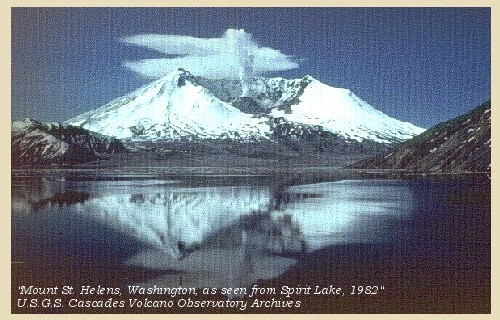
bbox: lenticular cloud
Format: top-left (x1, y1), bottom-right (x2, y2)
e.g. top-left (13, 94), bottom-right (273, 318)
top-left (120, 29), bottom-right (299, 96)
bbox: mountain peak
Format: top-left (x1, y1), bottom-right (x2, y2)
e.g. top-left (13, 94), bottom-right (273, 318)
top-left (12, 118), bottom-right (63, 133)
top-left (302, 74), bottom-right (317, 82)
top-left (66, 68), bottom-right (270, 141)
top-left (168, 68), bottom-right (201, 87)
top-left (66, 70), bottom-right (424, 143)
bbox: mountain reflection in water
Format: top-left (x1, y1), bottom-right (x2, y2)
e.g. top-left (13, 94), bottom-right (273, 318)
top-left (11, 176), bottom-right (490, 312)
top-left (13, 178), bottom-right (415, 291)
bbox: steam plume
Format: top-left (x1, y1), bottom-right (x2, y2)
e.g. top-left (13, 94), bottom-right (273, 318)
top-left (120, 29), bottom-right (299, 96)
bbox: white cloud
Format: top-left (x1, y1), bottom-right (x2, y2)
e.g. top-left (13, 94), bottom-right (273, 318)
top-left (120, 29), bottom-right (300, 84)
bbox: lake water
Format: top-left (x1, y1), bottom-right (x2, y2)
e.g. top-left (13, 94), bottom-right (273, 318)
top-left (11, 174), bottom-right (490, 313)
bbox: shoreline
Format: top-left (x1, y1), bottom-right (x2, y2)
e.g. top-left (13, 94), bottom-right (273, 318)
top-left (11, 166), bottom-right (490, 181)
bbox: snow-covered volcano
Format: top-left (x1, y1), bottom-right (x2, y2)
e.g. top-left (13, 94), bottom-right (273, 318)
top-left (66, 69), bottom-right (424, 143)
top-left (67, 69), bottom-right (270, 141)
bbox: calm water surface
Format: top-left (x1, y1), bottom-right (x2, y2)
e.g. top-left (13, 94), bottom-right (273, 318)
top-left (11, 174), bottom-right (490, 313)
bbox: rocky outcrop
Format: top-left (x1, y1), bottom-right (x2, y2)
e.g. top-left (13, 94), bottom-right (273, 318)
top-left (350, 101), bottom-right (491, 172)
top-left (230, 97), bottom-right (267, 115)
top-left (12, 118), bottom-right (125, 167)
top-left (270, 117), bottom-right (337, 141)
top-left (199, 75), bottom-right (313, 114)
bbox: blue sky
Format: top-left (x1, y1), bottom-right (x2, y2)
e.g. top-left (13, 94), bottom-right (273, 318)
top-left (11, 7), bottom-right (490, 128)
